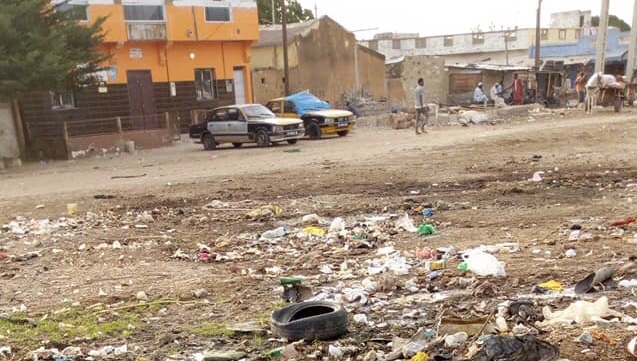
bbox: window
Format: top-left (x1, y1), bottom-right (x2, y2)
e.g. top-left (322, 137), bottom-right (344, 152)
top-left (392, 39), bottom-right (401, 50)
top-left (541, 29), bottom-right (549, 40)
top-left (444, 36), bottom-right (453, 47)
top-left (284, 101), bottom-right (297, 113)
top-left (559, 29), bottom-right (567, 40)
top-left (56, 2), bottom-right (88, 21)
top-left (195, 69), bottom-right (216, 100)
top-left (472, 33), bottom-right (484, 45)
top-left (575, 29), bottom-right (582, 39)
top-left (415, 38), bottom-right (427, 48)
top-left (205, 7), bottom-right (231, 22)
top-left (124, 5), bottom-right (164, 21)
top-left (266, 101), bottom-right (282, 114)
top-left (50, 91), bottom-right (75, 110)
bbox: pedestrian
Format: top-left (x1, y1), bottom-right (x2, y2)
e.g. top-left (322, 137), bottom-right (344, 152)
top-left (512, 74), bottom-right (524, 105)
top-left (575, 71), bottom-right (586, 105)
top-left (473, 82), bottom-right (489, 105)
top-left (414, 78), bottom-right (428, 134)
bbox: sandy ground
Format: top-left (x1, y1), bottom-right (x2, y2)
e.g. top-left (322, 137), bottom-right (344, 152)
top-left (2, 110), bottom-right (637, 360)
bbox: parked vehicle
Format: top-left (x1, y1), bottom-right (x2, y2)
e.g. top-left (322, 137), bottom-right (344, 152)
top-left (266, 91), bottom-right (354, 139)
top-left (189, 104), bottom-right (304, 150)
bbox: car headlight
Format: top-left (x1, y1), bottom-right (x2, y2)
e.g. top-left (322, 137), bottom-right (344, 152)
top-left (273, 126), bottom-right (283, 133)
top-left (325, 118), bottom-right (334, 125)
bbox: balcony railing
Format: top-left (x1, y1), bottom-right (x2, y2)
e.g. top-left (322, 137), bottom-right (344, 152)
top-left (127, 22), bottom-right (167, 41)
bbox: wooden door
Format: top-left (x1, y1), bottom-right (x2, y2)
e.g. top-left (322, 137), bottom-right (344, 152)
top-left (127, 70), bottom-right (157, 129)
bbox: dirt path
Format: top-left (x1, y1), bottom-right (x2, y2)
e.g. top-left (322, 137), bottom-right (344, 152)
top-left (2, 110), bottom-right (637, 360)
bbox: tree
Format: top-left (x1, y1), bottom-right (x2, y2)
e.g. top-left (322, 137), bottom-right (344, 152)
top-left (0, 0), bottom-right (108, 101)
top-left (257, 0), bottom-right (315, 25)
top-left (592, 15), bottom-right (631, 32)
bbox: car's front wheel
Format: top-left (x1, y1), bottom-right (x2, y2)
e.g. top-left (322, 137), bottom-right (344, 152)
top-left (287, 139), bottom-right (298, 145)
top-left (202, 133), bottom-right (216, 150)
top-left (307, 122), bottom-right (322, 140)
top-left (255, 129), bottom-right (270, 147)
top-left (232, 143), bottom-right (243, 148)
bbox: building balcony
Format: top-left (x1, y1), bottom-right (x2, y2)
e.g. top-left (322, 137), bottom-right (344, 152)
top-left (127, 23), bottom-right (167, 41)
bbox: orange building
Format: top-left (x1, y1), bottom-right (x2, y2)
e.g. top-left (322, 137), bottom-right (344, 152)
top-left (18, 0), bottom-right (259, 158)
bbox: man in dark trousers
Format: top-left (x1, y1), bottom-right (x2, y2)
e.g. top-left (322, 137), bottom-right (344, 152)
top-left (414, 78), bottom-right (428, 134)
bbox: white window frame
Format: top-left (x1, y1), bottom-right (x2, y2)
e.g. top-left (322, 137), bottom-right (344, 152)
top-left (122, 2), bottom-right (166, 23)
top-left (204, 6), bottom-right (232, 23)
top-left (50, 91), bottom-right (76, 110)
top-left (558, 29), bottom-right (567, 40)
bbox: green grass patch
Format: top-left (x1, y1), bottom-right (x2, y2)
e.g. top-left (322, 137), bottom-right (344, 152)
top-left (188, 322), bottom-right (236, 337)
top-left (0, 308), bottom-right (141, 350)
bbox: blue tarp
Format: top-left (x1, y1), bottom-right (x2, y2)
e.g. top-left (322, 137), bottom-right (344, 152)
top-left (285, 91), bottom-right (330, 116)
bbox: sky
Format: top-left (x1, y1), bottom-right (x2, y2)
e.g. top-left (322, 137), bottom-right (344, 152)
top-left (296, 0), bottom-right (635, 40)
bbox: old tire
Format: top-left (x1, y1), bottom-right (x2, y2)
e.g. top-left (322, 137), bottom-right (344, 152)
top-left (255, 129), bottom-right (270, 147)
top-left (337, 130), bottom-right (349, 137)
top-left (270, 301), bottom-right (348, 341)
top-left (307, 122), bottom-right (322, 140)
top-left (287, 139), bottom-right (298, 145)
top-left (202, 133), bottom-right (216, 151)
top-left (232, 143), bottom-right (243, 148)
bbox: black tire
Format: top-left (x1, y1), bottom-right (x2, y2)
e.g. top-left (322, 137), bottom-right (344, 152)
top-left (255, 129), bottom-right (270, 147)
top-left (337, 130), bottom-right (349, 137)
top-left (271, 301), bottom-right (348, 341)
top-left (287, 139), bottom-right (298, 145)
top-left (202, 133), bottom-right (216, 150)
top-left (307, 122), bottom-right (322, 140)
top-left (271, 142), bottom-right (281, 146)
top-left (232, 143), bottom-right (243, 148)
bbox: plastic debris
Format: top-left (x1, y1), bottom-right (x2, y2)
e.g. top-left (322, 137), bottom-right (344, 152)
top-left (461, 250), bottom-right (506, 277)
top-left (418, 224), bottom-right (436, 236)
top-left (540, 296), bottom-right (622, 326)
top-left (565, 249), bottom-right (577, 258)
top-left (246, 205), bottom-right (283, 220)
top-left (260, 226), bottom-right (288, 240)
top-left (530, 171), bottom-right (545, 182)
top-left (410, 352), bottom-right (429, 361)
top-left (537, 280), bottom-right (563, 292)
top-left (628, 336), bottom-right (637, 357)
top-left (329, 217), bottom-right (346, 233)
top-left (397, 213), bottom-right (418, 233)
top-left (303, 226), bottom-right (326, 236)
top-left (445, 332), bottom-right (468, 348)
top-left (469, 335), bottom-right (559, 361)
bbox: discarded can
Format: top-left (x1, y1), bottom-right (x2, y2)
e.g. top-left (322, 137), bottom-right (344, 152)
top-left (427, 259), bottom-right (447, 271)
top-left (427, 271), bottom-right (441, 280)
top-left (66, 203), bottom-right (78, 215)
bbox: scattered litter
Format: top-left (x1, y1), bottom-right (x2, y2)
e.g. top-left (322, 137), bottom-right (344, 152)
top-left (530, 171), bottom-right (545, 182)
top-left (303, 226), bottom-right (326, 236)
top-left (246, 205), bottom-right (283, 220)
top-left (565, 249), bottom-right (577, 258)
top-left (111, 173), bottom-right (147, 179)
top-left (537, 280), bottom-right (563, 292)
top-left (397, 213), bottom-right (418, 233)
top-left (460, 250), bottom-right (506, 277)
top-left (418, 224), bottom-right (436, 236)
top-left (541, 296), bottom-right (622, 326)
top-left (469, 335), bottom-right (559, 361)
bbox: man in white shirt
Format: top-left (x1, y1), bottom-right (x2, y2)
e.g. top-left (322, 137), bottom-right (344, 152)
top-left (473, 82), bottom-right (489, 105)
top-left (414, 78), bottom-right (428, 134)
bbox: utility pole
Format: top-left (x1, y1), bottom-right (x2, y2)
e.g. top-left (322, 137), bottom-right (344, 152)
top-left (534, 0), bottom-right (542, 70)
top-left (595, 0), bottom-right (610, 74)
top-left (625, 0), bottom-right (637, 82)
top-left (271, 0), bottom-right (275, 24)
top-left (281, 0), bottom-right (290, 95)
top-left (504, 32), bottom-right (510, 66)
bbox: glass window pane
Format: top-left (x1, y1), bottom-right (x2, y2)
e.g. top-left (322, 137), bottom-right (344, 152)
top-left (205, 7), bottom-right (230, 22)
top-left (124, 5), bottom-right (164, 21)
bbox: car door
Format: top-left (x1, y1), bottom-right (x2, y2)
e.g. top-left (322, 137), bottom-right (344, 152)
top-left (283, 101), bottom-right (299, 118)
top-left (226, 108), bottom-right (249, 143)
top-left (207, 109), bottom-right (229, 143)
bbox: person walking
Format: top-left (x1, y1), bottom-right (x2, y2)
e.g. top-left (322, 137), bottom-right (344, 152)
top-left (414, 78), bottom-right (428, 134)
top-left (575, 71), bottom-right (586, 106)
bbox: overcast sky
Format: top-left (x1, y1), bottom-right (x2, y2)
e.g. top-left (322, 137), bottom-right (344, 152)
top-left (296, 0), bottom-right (635, 39)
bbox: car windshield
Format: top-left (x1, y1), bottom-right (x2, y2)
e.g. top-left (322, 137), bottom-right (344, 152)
top-left (242, 104), bottom-right (275, 120)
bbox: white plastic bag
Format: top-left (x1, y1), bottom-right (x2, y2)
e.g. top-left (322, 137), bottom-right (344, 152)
top-left (397, 213), bottom-right (418, 233)
top-left (462, 250), bottom-right (506, 277)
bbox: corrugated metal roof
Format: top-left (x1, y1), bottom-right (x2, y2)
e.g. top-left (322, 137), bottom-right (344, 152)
top-left (446, 63), bottom-right (531, 71)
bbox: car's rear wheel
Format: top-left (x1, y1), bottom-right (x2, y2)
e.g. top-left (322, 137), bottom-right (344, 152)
top-left (255, 129), bottom-right (270, 147)
top-left (287, 139), bottom-right (298, 145)
top-left (202, 133), bottom-right (216, 150)
top-left (232, 143), bottom-right (243, 148)
top-left (307, 122), bottom-right (322, 140)
top-left (337, 130), bottom-right (349, 137)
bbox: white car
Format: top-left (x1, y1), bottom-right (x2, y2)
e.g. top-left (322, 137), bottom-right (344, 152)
top-left (195, 104), bottom-right (304, 150)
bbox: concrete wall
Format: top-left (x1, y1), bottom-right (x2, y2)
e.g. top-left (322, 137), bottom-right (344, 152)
top-left (386, 56), bottom-right (448, 108)
top-left (251, 17), bottom-right (386, 106)
top-left (0, 103), bottom-right (21, 168)
top-left (66, 128), bottom-right (173, 159)
top-left (550, 10), bottom-right (591, 29)
top-left (362, 29), bottom-right (531, 61)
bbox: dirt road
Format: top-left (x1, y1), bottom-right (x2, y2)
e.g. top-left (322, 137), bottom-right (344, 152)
top-left (2, 111), bottom-right (637, 360)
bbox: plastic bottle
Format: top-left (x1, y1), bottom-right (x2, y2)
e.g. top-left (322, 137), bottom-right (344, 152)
top-left (260, 226), bottom-right (288, 240)
top-left (461, 250), bottom-right (506, 277)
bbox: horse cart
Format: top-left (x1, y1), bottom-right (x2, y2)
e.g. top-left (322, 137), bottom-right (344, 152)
top-left (585, 85), bottom-right (625, 113)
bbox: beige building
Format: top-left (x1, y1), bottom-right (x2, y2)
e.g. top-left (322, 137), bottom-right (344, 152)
top-left (251, 16), bottom-right (386, 106)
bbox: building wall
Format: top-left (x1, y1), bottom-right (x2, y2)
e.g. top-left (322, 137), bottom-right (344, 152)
top-left (0, 103), bottom-right (20, 164)
top-left (251, 17), bottom-right (386, 106)
top-left (386, 56), bottom-right (448, 108)
top-left (550, 10), bottom-right (592, 29)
